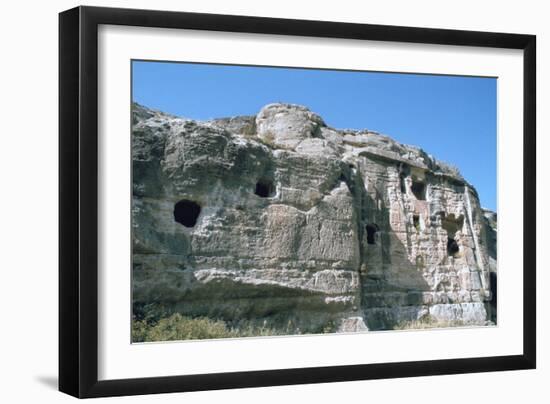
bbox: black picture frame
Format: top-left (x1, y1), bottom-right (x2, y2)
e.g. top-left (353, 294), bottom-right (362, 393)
top-left (59, 5), bottom-right (536, 398)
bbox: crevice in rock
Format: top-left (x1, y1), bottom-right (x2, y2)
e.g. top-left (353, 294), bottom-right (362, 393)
top-left (335, 162), bottom-right (358, 196)
top-left (413, 214), bottom-right (420, 232)
top-left (366, 224), bottom-right (379, 245)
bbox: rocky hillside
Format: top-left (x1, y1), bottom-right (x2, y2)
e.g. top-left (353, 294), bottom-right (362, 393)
top-left (132, 102), bottom-right (497, 336)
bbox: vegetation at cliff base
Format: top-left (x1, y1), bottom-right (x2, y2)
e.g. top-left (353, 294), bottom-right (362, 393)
top-left (132, 313), bottom-right (303, 342)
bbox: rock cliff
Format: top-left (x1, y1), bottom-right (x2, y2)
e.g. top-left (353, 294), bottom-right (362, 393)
top-left (132, 102), bottom-right (497, 335)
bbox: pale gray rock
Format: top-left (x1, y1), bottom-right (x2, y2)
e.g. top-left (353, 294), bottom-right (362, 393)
top-left (132, 102), bottom-right (497, 333)
top-left (255, 103), bottom-right (325, 150)
top-left (338, 316), bottom-right (369, 333)
top-left (428, 302), bottom-right (488, 324)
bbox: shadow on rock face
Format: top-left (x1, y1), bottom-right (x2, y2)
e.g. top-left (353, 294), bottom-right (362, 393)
top-left (354, 171), bottom-right (432, 330)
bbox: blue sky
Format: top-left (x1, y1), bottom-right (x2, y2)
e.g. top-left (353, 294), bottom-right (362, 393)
top-left (132, 60), bottom-right (497, 210)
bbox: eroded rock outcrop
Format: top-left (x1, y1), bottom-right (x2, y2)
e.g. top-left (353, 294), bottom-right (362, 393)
top-left (132, 102), bottom-right (496, 334)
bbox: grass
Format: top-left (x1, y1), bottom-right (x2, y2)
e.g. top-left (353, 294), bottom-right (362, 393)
top-left (132, 313), bottom-right (302, 343)
top-left (133, 314), bottom-right (235, 342)
top-left (132, 308), bottom-right (485, 341)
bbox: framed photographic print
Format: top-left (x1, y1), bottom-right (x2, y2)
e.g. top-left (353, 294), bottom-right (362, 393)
top-left (59, 6), bottom-right (536, 398)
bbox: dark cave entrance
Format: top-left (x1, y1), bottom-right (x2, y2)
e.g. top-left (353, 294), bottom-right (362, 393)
top-left (254, 178), bottom-right (275, 198)
top-left (173, 199), bottom-right (201, 228)
top-left (413, 214), bottom-right (420, 231)
top-left (442, 213), bottom-right (464, 257)
top-left (411, 180), bottom-right (426, 200)
top-left (447, 237), bottom-right (459, 257)
top-left (366, 224), bottom-right (379, 245)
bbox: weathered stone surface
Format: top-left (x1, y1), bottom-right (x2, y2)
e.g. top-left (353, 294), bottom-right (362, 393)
top-left (256, 103), bottom-right (326, 150)
top-left (132, 102), bottom-right (496, 333)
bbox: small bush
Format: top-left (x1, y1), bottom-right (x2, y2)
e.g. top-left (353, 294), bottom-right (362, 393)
top-left (133, 313), bottom-right (237, 342)
top-left (132, 319), bottom-right (150, 342)
top-left (437, 161), bottom-right (462, 178)
top-left (132, 311), bottom-right (340, 342)
top-left (132, 314), bottom-right (304, 342)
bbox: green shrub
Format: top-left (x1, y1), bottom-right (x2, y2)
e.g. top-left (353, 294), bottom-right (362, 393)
top-left (133, 313), bottom-right (237, 342)
top-left (132, 319), bottom-right (150, 342)
top-left (132, 313), bottom-right (337, 342)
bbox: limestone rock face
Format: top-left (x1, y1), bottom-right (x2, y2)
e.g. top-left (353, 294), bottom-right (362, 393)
top-left (132, 102), bottom-right (496, 333)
